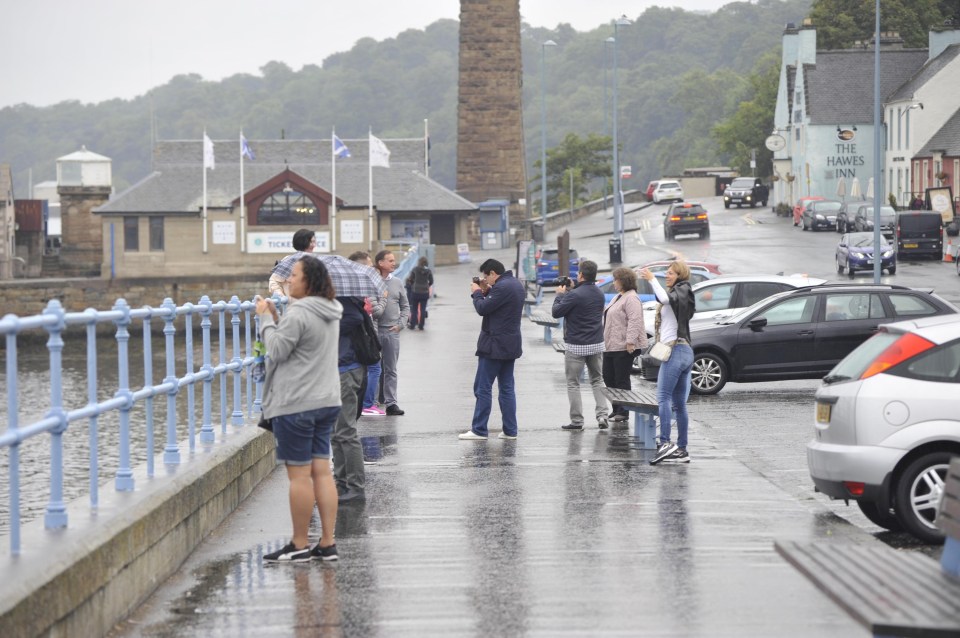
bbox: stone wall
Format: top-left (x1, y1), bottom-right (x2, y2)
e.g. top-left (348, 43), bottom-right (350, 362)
top-left (456, 0), bottom-right (528, 225)
top-left (57, 186), bottom-right (110, 278)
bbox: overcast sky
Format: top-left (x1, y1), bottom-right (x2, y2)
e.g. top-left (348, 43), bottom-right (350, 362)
top-left (1, 0), bottom-right (733, 108)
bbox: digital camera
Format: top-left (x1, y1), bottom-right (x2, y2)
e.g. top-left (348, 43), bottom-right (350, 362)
top-left (556, 276), bottom-right (573, 288)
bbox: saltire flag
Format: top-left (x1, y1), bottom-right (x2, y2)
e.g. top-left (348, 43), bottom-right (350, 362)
top-left (333, 135), bottom-right (351, 159)
top-left (203, 133), bottom-right (215, 170)
top-left (369, 133), bottom-right (390, 168)
top-left (241, 135), bottom-right (255, 160)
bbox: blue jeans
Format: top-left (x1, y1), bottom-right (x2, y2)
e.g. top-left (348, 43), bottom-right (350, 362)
top-left (470, 357), bottom-right (517, 437)
top-left (656, 344), bottom-right (693, 449)
top-left (363, 360), bottom-right (381, 409)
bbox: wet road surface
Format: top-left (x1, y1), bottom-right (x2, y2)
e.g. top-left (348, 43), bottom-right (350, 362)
top-left (110, 250), bottom-right (881, 637)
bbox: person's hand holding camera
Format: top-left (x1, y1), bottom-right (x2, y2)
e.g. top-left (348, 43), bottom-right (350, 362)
top-left (471, 276), bottom-right (489, 294)
top-left (556, 276), bottom-right (573, 293)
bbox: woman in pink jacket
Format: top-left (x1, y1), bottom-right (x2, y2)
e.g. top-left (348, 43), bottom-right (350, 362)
top-left (602, 267), bottom-right (648, 423)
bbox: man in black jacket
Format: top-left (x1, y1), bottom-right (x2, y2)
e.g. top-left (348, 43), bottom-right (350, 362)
top-left (551, 260), bottom-right (609, 430)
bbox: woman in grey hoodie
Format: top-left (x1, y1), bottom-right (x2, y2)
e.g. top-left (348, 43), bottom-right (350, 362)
top-left (256, 257), bottom-right (343, 563)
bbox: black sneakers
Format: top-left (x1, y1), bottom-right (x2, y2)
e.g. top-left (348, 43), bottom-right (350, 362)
top-left (386, 404), bottom-right (405, 416)
top-left (561, 423), bottom-right (584, 431)
top-left (263, 542), bottom-right (312, 563)
top-left (597, 418), bottom-right (608, 430)
top-left (311, 542), bottom-right (339, 561)
top-left (650, 442), bottom-right (690, 465)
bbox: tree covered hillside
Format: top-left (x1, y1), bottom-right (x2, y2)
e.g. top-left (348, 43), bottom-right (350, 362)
top-left (1, 1), bottom-right (814, 200)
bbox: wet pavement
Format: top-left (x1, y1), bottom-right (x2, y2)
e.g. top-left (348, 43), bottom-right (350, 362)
top-left (112, 249), bottom-right (875, 637)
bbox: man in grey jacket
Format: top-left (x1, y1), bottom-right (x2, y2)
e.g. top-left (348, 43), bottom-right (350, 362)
top-left (372, 250), bottom-right (410, 416)
top-left (551, 259), bottom-right (608, 430)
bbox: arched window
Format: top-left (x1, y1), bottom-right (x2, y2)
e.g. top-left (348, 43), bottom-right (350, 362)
top-left (256, 185), bottom-right (320, 225)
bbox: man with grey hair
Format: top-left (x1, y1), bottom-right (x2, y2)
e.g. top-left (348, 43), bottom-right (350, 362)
top-left (372, 249), bottom-right (410, 416)
top-left (551, 259), bottom-right (609, 430)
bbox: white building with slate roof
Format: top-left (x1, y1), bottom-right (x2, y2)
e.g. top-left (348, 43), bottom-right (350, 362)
top-left (771, 20), bottom-right (960, 210)
top-left (94, 137), bottom-right (477, 277)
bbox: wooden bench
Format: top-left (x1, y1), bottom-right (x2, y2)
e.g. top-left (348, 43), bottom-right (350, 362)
top-left (529, 310), bottom-right (560, 344)
top-left (600, 387), bottom-right (659, 450)
top-left (775, 457), bottom-right (960, 638)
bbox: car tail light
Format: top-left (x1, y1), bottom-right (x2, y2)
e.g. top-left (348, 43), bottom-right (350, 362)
top-left (844, 481), bottom-right (865, 496)
top-left (860, 333), bottom-right (936, 379)
top-left (696, 214), bottom-right (707, 220)
top-left (669, 216), bottom-right (681, 222)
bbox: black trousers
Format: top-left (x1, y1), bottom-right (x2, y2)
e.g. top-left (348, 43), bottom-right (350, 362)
top-left (602, 350), bottom-right (634, 416)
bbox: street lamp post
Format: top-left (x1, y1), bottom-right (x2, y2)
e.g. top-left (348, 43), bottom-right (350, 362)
top-left (540, 39), bottom-right (557, 227)
top-left (603, 37), bottom-right (614, 210)
top-left (612, 16), bottom-right (631, 258)
top-left (872, 0), bottom-right (882, 283)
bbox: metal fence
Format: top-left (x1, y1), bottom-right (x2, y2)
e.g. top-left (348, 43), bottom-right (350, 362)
top-left (0, 294), bottom-right (277, 555)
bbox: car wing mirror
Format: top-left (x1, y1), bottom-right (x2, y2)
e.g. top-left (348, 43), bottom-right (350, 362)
top-left (662, 211), bottom-right (667, 216)
top-left (748, 317), bottom-right (767, 331)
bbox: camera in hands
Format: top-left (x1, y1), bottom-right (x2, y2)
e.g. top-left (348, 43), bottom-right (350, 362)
top-left (556, 276), bottom-right (573, 288)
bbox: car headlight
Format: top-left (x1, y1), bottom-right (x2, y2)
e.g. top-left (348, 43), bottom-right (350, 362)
top-left (745, 195), bottom-right (752, 200)
top-left (851, 252), bottom-right (866, 258)
top-left (882, 250), bottom-right (894, 258)
top-left (815, 214), bottom-right (825, 220)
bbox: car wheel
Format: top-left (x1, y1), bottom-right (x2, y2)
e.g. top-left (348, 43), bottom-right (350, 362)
top-left (641, 361), bottom-right (659, 381)
top-left (847, 262), bottom-right (855, 278)
top-left (701, 228), bottom-right (710, 239)
top-left (893, 452), bottom-right (952, 544)
top-left (802, 217), bottom-right (808, 231)
top-left (763, 200), bottom-right (768, 207)
top-left (956, 258), bottom-right (960, 276)
top-left (887, 266), bottom-right (896, 275)
top-left (690, 353), bottom-right (727, 395)
top-left (836, 257), bottom-right (845, 274)
top-left (724, 203), bottom-right (730, 209)
top-left (856, 500), bottom-right (904, 532)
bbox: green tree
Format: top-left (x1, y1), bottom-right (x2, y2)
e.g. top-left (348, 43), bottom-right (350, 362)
top-left (530, 132), bottom-right (612, 213)
top-left (809, 0), bottom-right (947, 49)
top-left (711, 54), bottom-right (781, 178)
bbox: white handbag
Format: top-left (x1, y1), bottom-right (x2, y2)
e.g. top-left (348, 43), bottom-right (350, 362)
top-left (648, 341), bottom-right (673, 362)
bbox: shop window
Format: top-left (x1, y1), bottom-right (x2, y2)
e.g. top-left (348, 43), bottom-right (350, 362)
top-left (149, 216), bottom-right (164, 251)
top-left (124, 217), bottom-right (139, 252)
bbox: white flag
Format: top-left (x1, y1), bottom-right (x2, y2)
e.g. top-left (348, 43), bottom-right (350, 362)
top-left (203, 133), bottom-right (215, 170)
top-left (369, 133), bottom-right (390, 168)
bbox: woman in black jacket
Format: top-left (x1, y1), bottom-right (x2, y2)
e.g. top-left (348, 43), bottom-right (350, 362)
top-left (640, 261), bottom-right (696, 465)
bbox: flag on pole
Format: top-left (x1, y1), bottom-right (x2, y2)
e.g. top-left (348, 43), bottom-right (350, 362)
top-left (203, 133), bottom-right (215, 170)
top-left (369, 133), bottom-right (390, 168)
top-left (241, 135), bottom-right (255, 161)
top-left (333, 135), bottom-right (351, 159)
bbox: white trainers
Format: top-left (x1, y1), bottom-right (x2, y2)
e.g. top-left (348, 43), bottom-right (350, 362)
top-left (497, 432), bottom-right (517, 440)
top-left (458, 430), bottom-right (487, 440)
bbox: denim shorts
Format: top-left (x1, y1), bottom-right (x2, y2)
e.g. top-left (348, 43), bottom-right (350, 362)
top-left (272, 406), bottom-right (341, 465)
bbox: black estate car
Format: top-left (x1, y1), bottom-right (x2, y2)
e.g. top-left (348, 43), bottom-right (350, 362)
top-left (663, 202), bottom-right (709, 240)
top-left (641, 284), bottom-right (958, 394)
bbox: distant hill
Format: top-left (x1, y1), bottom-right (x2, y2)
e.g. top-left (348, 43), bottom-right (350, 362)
top-left (0, 0), bottom-right (812, 200)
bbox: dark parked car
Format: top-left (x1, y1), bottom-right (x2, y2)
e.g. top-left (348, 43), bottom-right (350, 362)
top-left (835, 200), bottom-right (863, 234)
top-left (723, 177), bottom-right (769, 209)
top-left (535, 248), bottom-right (580, 286)
top-left (853, 203), bottom-right (897, 234)
top-left (663, 201), bottom-right (709, 240)
top-left (801, 199), bottom-right (841, 231)
top-left (896, 211), bottom-right (943, 259)
top-left (640, 284), bottom-right (958, 394)
top-left (836, 232), bottom-right (897, 276)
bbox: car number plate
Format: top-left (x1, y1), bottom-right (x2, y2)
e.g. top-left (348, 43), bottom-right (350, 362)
top-left (816, 402), bottom-right (831, 424)
top-left (904, 243), bottom-right (918, 248)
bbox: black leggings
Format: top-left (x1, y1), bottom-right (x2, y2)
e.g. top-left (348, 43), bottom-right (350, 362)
top-left (602, 350), bottom-right (634, 416)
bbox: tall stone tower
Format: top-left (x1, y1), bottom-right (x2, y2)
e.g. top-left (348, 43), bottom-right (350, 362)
top-left (56, 147), bottom-right (112, 277)
top-left (457, 0), bottom-right (528, 228)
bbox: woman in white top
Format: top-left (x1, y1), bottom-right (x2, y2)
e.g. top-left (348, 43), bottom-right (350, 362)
top-left (640, 261), bottom-right (695, 465)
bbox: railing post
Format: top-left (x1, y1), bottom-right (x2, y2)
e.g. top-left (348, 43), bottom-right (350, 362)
top-left (142, 308), bottom-right (155, 477)
top-left (43, 299), bottom-right (68, 528)
top-left (113, 298), bottom-right (135, 491)
top-left (199, 296), bottom-right (215, 444)
top-left (253, 312), bottom-right (263, 415)
top-left (218, 302), bottom-right (228, 435)
top-left (5, 315), bottom-right (22, 554)
top-left (184, 304), bottom-right (196, 451)
top-left (230, 296), bottom-right (244, 426)
top-left (162, 298), bottom-right (180, 465)
top-left (84, 308), bottom-right (100, 508)
top-left (244, 302), bottom-right (253, 418)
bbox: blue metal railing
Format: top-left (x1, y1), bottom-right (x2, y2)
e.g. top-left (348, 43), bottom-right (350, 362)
top-left (0, 294), bottom-right (281, 555)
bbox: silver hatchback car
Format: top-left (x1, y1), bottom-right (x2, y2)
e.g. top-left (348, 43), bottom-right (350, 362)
top-left (808, 313), bottom-right (960, 543)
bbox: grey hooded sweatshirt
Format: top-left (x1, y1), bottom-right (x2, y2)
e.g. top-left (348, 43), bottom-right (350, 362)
top-left (259, 296), bottom-right (343, 419)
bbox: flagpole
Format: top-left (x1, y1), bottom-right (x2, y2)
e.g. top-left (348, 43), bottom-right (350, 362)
top-left (202, 129), bottom-right (208, 254)
top-left (368, 127), bottom-right (374, 252)
top-left (424, 118), bottom-right (429, 178)
top-left (239, 130), bottom-right (246, 253)
top-left (331, 128), bottom-right (337, 252)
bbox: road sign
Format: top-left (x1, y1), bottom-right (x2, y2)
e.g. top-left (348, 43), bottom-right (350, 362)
top-left (620, 165), bottom-right (632, 179)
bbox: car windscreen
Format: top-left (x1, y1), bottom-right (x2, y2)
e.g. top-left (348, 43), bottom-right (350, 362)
top-left (860, 206), bottom-right (896, 221)
top-left (812, 201), bottom-right (841, 212)
top-left (822, 331), bottom-right (901, 384)
top-left (847, 233), bottom-right (879, 247)
top-left (898, 214), bottom-right (941, 232)
top-left (659, 182), bottom-right (680, 189)
top-left (729, 178), bottom-right (754, 188)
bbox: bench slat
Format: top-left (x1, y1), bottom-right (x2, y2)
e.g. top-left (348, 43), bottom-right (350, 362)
top-left (529, 311), bottom-right (559, 326)
top-left (600, 387), bottom-right (658, 408)
top-left (775, 541), bottom-right (960, 637)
